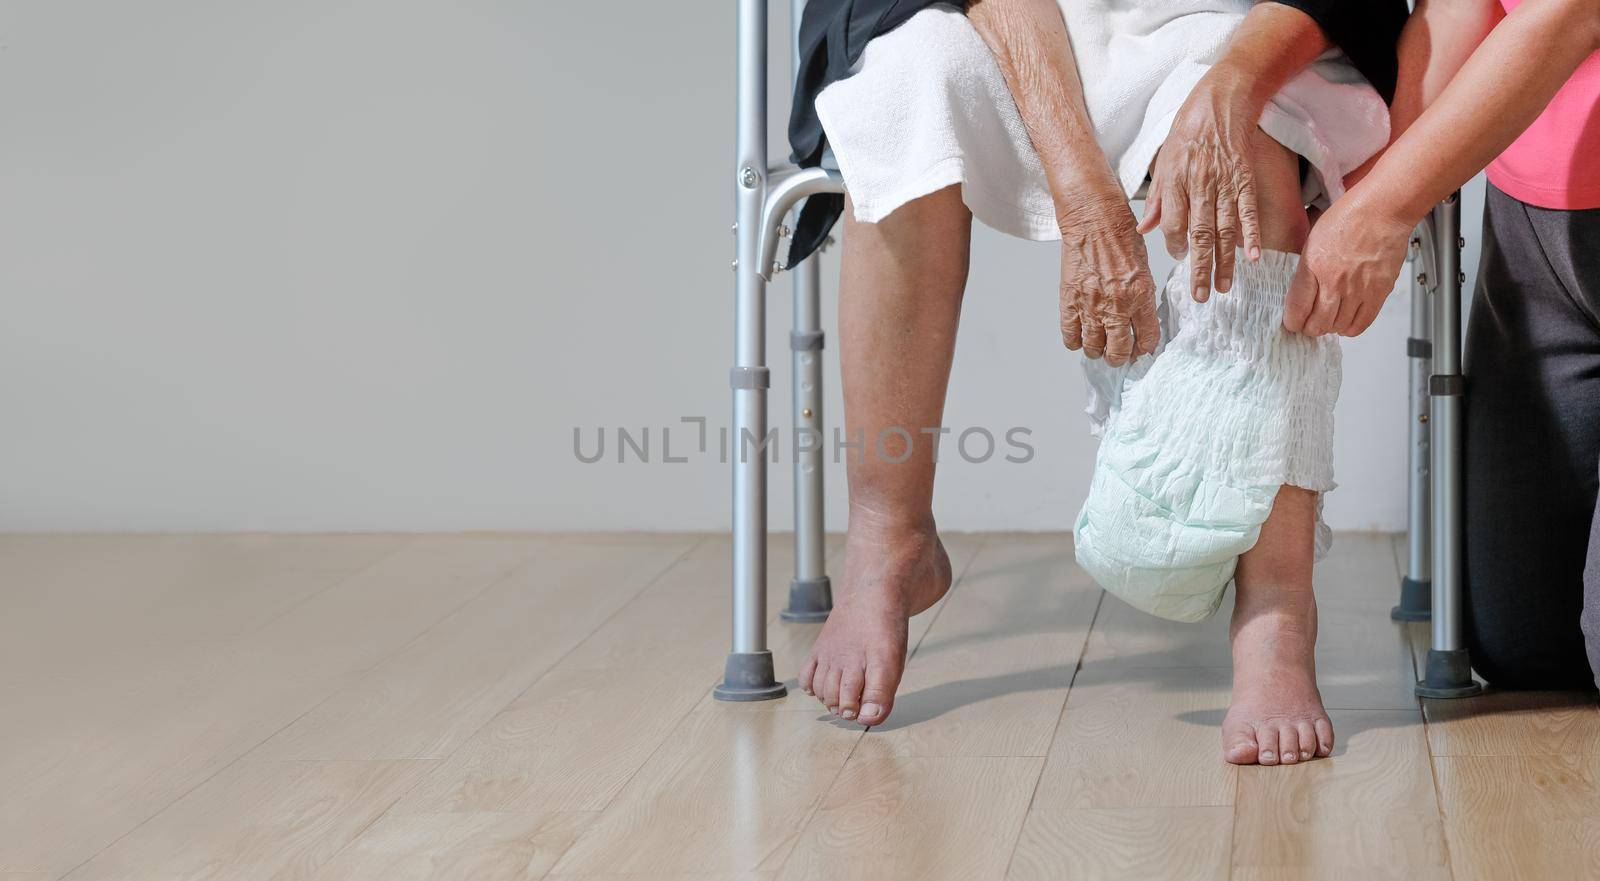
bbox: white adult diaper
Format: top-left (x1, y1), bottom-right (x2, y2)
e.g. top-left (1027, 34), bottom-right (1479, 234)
top-left (1073, 250), bottom-right (1340, 622)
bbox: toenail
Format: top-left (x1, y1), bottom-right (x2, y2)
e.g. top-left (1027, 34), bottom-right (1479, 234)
top-left (1301, 751), bottom-right (1312, 760)
top-left (840, 709), bottom-right (857, 720)
top-left (862, 703), bottom-right (882, 718)
top-left (1261, 751), bottom-right (1275, 761)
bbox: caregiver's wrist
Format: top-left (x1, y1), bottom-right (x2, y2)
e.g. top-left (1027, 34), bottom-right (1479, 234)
top-left (1198, 61), bottom-right (1273, 114)
top-left (1345, 180), bottom-right (1422, 238)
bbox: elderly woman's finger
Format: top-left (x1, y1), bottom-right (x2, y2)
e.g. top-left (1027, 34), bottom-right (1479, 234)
top-left (1060, 302), bottom-right (1084, 350)
top-left (1236, 174), bottom-right (1262, 261)
top-left (1103, 318), bottom-right (1134, 367)
top-left (1283, 263), bottom-right (1318, 333)
top-left (1214, 194), bottom-right (1239, 293)
top-left (1137, 183), bottom-right (1163, 235)
top-left (1159, 177), bottom-right (1190, 259)
top-left (1303, 287), bottom-right (1342, 337)
top-left (1187, 186), bottom-right (1217, 302)
top-left (1081, 315), bottom-right (1108, 359)
top-left (1133, 296), bottom-right (1160, 356)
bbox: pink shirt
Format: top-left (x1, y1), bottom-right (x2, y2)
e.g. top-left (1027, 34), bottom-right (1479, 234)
top-left (1487, 0), bottom-right (1600, 209)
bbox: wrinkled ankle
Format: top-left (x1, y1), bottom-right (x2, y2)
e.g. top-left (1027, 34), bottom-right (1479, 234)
top-left (845, 499), bottom-right (938, 540)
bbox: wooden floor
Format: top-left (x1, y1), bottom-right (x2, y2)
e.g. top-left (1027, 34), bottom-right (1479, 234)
top-left (3, 532), bottom-right (1597, 880)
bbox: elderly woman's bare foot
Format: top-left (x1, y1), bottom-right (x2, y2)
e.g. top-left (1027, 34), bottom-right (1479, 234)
top-left (798, 516), bottom-right (951, 725)
top-left (1221, 591), bottom-right (1335, 765)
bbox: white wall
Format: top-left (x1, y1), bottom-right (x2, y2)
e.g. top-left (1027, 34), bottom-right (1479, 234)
top-left (0, 1), bottom-right (1484, 532)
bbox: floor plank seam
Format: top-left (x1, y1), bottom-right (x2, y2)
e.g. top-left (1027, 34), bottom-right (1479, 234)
top-left (1421, 724), bottom-right (1458, 881)
top-left (763, 535), bottom-right (991, 879)
top-left (1225, 724), bottom-right (1242, 881)
top-left (999, 588), bottom-right (1107, 881)
top-left (307, 788), bottom-right (420, 877)
top-left (234, 535), bottom-right (421, 644)
top-left (1416, 682), bottom-right (1459, 875)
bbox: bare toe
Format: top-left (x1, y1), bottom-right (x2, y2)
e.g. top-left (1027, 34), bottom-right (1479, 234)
top-left (859, 660), bottom-right (898, 726)
top-left (1222, 716), bottom-right (1260, 765)
top-left (1277, 725), bottom-right (1300, 764)
top-left (1295, 721), bottom-right (1317, 762)
top-left (1314, 717), bottom-right (1335, 757)
top-left (818, 665), bottom-right (840, 712)
top-left (807, 660), bottom-right (828, 705)
top-left (1255, 725), bottom-right (1281, 766)
top-left (799, 657), bottom-right (817, 696)
top-left (838, 667), bottom-right (865, 721)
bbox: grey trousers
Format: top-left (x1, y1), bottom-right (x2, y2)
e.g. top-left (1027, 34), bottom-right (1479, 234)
top-left (1464, 184), bottom-right (1600, 690)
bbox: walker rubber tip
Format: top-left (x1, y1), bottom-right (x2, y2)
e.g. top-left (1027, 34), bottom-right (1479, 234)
top-left (780, 576), bottom-right (833, 622)
top-left (713, 650), bottom-right (787, 702)
top-left (1414, 681), bottom-right (1484, 699)
top-left (1415, 648), bottom-right (1483, 699)
top-left (1391, 577), bottom-right (1432, 622)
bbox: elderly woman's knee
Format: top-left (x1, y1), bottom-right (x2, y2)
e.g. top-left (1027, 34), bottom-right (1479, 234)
top-left (842, 186), bottom-right (972, 267)
top-left (1245, 129), bottom-right (1310, 253)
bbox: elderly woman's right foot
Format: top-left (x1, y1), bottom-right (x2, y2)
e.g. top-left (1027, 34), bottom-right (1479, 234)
top-left (798, 517), bottom-right (951, 725)
top-left (1220, 486), bottom-right (1335, 766)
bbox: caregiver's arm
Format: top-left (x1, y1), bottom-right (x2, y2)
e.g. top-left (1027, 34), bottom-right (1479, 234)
top-left (1387, 0), bottom-right (1505, 141)
top-left (968, 0), bottom-right (1159, 366)
top-left (1140, 2), bottom-right (1332, 301)
top-left (1286, 0), bottom-right (1600, 336)
top-left (1343, 0), bottom-right (1504, 188)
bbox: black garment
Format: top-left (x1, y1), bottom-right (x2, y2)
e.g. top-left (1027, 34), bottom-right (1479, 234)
top-left (785, 0), bottom-right (1408, 267)
top-left (1463, 184), bottom-right (1600, 690)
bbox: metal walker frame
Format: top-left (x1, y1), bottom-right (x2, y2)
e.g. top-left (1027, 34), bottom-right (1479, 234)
top-left (714, 0), bottom-right (1480, 701)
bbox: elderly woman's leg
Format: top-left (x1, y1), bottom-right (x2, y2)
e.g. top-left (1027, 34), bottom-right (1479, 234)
top-left (797, 185), bottom-right (972, 725)
top-left (1217, 127), bottom-right (1333, 766)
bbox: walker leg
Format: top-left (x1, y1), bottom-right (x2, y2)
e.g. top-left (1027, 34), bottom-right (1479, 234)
top-left (783, 252), bottom-right (833, 622)
top-left (716, 0), bottom-right (784, 701)
top-left (778, 0), bottom-right (831, 624)
top-left (1395, 228), bottom-right (1433, 622)
top-left (1416, 192), bottom-right (1482, 699)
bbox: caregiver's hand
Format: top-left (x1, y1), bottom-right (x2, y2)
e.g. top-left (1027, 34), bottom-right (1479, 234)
top-left (1058, 192), bottom-right (1160, 367)
top-left (1283, 188), bottom-right (1413, 337)
top-left (1139, 70), bottom-right (1264, 302)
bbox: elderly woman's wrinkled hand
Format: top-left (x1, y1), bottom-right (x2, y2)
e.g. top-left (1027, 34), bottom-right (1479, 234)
top-left (1139, 72), bottom-right (1264, 302)
top-left (1058, 193), bottom-right (1160, 367)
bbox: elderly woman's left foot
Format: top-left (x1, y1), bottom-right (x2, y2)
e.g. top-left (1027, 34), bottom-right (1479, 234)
top-left (1221, 594), bottom-right (1335, 765)
top-left (798, 518), bottom-right (950, 726)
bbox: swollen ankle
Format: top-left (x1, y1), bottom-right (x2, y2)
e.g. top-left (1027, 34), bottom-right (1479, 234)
top-left (1232, 584), bottom-right (1315, 616)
